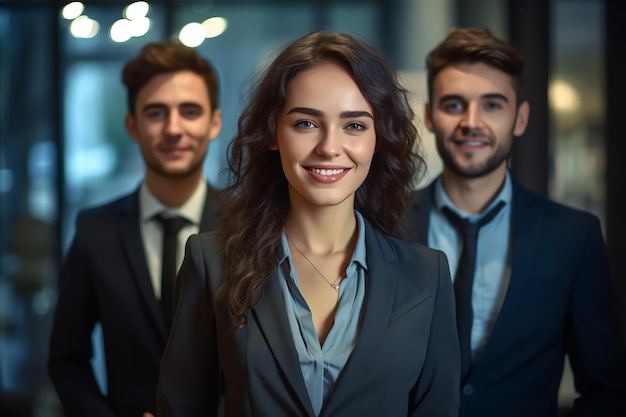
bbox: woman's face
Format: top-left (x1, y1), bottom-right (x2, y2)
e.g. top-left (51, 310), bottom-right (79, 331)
top-left (274, 61), bottom-right (376, 210)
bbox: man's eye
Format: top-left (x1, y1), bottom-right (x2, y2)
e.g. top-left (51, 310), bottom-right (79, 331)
top-left (180, 106), bottom-right (203, 119)
top-left (181, 109), bottom-right (201, 119)
top-left (146, 110), bottom-right (167, 119)
top-left (442, 102), bottom-right (464, 112)
top-left (484, 101), bottom-right (503, 110)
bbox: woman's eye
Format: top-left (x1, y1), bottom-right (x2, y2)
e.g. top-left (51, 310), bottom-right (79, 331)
top-left (345, 122), bottom-right (366, 131)
top-left (295, 120), bottom-right (316, 129)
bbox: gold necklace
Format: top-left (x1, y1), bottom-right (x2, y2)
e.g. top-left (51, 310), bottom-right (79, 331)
top-left (286, 235), bottom-right (343, 291)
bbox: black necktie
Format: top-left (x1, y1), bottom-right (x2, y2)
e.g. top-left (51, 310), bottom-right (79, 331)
top-left (441, 201), bottom-right (505, 380)
top-left (155, 214), bottom-right (188, 328)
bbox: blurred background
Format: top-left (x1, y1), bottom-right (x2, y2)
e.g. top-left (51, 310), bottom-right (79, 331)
top-left (0, 0), bottom-right (624, 415)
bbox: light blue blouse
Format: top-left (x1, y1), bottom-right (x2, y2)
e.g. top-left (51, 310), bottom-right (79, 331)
top-left (278, 211), bottom-right (367, 416)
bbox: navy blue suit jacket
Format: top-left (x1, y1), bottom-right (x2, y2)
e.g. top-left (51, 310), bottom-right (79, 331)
top-left (48, 185), bottom-right (220, 417)
top-left (157, 220), bottom-right (461, 416)
top-left (405, 178), bottom-right (626, 417)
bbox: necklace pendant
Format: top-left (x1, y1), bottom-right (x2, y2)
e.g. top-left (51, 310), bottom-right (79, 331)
top-left (331, 283), bottom-right (339, 290)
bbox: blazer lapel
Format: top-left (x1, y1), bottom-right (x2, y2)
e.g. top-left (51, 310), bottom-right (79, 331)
top-left (470, 182), bottom-right (542, 366)
top-left (407, 182), bottom-right (436, 244)
top-left (250, 269), bottom-right (315, 417)
top-left (321, 222), bottom-right (399, 415)
top-left (118, 191), bottom-right (169, 341)
top-left (199, 184), bottom-right (220, 232)
top-left (492, 183), bottom-right (542, 322)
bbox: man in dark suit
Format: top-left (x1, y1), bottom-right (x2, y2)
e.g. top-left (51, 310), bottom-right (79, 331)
top-left (406, 27), bottom-right (626, 416)
top-left (47, 41), bottom-right (223, 417)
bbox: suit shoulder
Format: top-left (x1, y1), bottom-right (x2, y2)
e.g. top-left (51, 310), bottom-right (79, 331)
top-left (78, 193), bottom-right (137, 218)
top-left (515, 185), bottom-right (601, 225)
top-left (384, 234), bottom-right (447, 289)
top-left (71, 192), bottom-right (138, 238)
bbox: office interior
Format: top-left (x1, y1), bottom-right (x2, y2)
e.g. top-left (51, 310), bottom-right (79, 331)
top-left (0, 0), bottom-right (624, 415)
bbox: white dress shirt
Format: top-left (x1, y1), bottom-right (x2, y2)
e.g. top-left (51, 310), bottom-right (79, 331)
top-left (139, 180), bottom-right (207, 298)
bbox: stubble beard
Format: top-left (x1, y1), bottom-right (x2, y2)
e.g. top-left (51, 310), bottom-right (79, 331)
top-left (436, 132), bottom-right (514, 179)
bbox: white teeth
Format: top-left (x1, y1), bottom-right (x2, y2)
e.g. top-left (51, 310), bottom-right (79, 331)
top-left (311, 168), bottom-right (345, 176)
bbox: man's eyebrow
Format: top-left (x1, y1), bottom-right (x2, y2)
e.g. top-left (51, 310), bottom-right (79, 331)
top-left (179, 102), bottom-right (203, 107)
top-left (439, 93), bottom-right (509, 103)
top-left (286, 107), bottom-right (373, 119)
top-left (439, 94), bottom-right (465, 103)
top-left (482, 93), bottom-right (509, 103)
top-left (141, 102), bottom-right (203, 112)
top-left (141, 103), bottom-right (167, 113)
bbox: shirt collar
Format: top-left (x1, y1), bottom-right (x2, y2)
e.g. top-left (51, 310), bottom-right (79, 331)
top-left (139, 180), bottom-right (207, 225)
top-left (434, 170), bottom-right (513, 220)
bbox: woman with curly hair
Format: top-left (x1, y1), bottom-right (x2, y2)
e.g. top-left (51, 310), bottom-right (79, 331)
top-left (157, 31), bottom-right (460, 417)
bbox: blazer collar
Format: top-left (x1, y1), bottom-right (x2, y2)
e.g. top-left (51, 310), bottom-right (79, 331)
top-left (117, 186), bottom-right (220, 342)
top-left (407, 181), bottom-right (436, 244)
top-left (250, 268), bottom-right (316, 416)
top-left (466, 181), bottom-right (543, 377)
top-left (321, 221), bottom-right (400, 416)
top-left (487, 182), bottom-right (541, 329)
top-left (199, 184), bottom-right (220, 232)
top-left (250, 220), bottom-right (402, 417)
top-left (117, 189), bottom-right (170, 340)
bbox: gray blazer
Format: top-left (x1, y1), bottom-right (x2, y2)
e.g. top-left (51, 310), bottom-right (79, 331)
top-left (157, 219), bottom-right (461, 417)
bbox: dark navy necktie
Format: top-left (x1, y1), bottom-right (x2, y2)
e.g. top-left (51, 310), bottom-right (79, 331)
top-left (155, 214), bottom-right (188, 328)
top-left (441, 201), bottom-right (505, 380)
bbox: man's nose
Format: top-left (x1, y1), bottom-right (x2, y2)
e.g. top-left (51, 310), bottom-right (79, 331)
top-left (459, 103), bottom-right (482, 129)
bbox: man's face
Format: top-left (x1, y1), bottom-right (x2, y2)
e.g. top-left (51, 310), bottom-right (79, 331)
top-left (426, 62), bottom-right (528, 179)
top-left (125, 70), bottom-right (222, 180)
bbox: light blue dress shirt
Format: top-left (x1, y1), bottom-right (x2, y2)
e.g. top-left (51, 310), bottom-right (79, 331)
top-left (428, 172), bottom-right (513, 361)
top-left (278, 211), bottom-right (367, 416)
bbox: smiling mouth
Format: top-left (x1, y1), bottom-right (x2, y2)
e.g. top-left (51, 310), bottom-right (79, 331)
top-left (457, 140), bottom-right (485, 146)
top-left (308, 167), bottom-right (347, 176)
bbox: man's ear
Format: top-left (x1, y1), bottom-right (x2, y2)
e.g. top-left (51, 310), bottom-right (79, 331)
top-left (208, 109), bottom-right (223, 142)
top-left (424, 102), bottom-right (434, 132)
top-left (514, 100), bottom-right (530, 137)
top-left (125, 113), bottom-right (139, 142)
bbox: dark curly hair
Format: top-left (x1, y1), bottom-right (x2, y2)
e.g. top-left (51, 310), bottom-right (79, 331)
top-left (216, 31), bottom-right (425, 325)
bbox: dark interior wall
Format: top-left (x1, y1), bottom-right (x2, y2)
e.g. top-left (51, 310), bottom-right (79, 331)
top-left (507, 0), bottom-right (550, 196)
top-left (605, 0), bottom-right (626, 360)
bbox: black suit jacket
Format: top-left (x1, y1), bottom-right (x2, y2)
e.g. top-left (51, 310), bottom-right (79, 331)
top-left (405, 177), bottom-right (626, 417)
top-left (157, 220), bottom-right (461, 416)
top-left (48, 185), bottom-right (220, 417)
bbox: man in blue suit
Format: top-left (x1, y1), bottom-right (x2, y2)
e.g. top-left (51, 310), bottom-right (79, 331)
top-left (406, 27), bottom-right (626, 416)
top-left (47, 41), bottom-right (223, 417)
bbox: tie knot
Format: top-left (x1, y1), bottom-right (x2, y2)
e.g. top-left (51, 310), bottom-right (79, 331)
top-left (441, 201), bottom-right (505, 238)
top-left (156, 214), bottom-right (188, 237)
